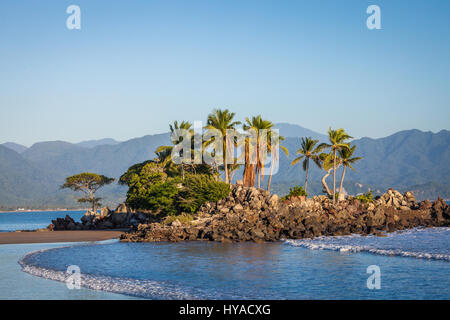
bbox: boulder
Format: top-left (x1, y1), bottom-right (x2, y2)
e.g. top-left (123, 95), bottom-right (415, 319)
top-left (100, 207), bottom-right (111, 216)
top-left (115, 203), bottom-right (129, 214)
top-left (171, 219), bottom-right (182, 227)
top-left (111, 211), bottom-right (129, 226)
top-left (419, 200), bottom-right (433, 210)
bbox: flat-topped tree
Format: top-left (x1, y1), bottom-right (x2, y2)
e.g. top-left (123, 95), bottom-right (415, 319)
top-left (61, 173), bottom-right (115, 213)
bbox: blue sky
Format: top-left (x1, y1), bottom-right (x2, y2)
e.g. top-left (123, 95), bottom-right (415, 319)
top-left (0, 0), bottom-right (449, 146)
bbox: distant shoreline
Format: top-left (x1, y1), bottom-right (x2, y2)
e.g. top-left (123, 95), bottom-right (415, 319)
top-left (1, 198), bottom-right (450, 213)
top-left (0, 230), bottom-right (124, 244)
top-left (0, 208), bottom-right (87, 214)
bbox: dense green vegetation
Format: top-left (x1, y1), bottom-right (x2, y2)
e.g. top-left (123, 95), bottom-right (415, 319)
top-left (177, 175), bottom-right (230, 213)
top-left (119, 150), bottom-right (230, 217)
top-left (119, 108), bottom-right (290, 215)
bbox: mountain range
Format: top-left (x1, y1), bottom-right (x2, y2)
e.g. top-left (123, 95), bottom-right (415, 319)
top-left (0, 124), bottom-right (449, 209)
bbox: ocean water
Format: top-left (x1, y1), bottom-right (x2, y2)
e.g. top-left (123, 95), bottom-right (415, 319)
top-left (18, 227), bottom-right (450, 300)
top-left (0, 241), bottom-right (139, 300)
top-left (0, 211), bottom-right (85, 232)
top-left (0, 209), bottom-right (449, 299)
top-left (285, 227), bottom-right (450, 261)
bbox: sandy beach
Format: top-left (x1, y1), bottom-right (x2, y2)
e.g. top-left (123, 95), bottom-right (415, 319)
top-left (0, 230), bottom-right (124, 244)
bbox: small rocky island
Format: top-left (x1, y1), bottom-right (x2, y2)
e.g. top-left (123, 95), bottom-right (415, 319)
top-left (48, 117), bottom-right (450, 243)
top-left (50, 183), bottom-right (450, 243)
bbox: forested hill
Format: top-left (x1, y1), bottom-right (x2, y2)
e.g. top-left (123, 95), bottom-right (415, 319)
top-left (0, 127), bottom-right (448, 209)
top-left (273, 129), bottom-right (450, 190)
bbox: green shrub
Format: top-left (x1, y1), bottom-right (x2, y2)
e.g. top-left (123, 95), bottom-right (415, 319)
top-left (281, 185), bottom-right (307, 200)
top-left (118, 160), bottom-right (155, 185)
top-left (123, 161), bottom-right (230, 216)
top-left (355, 191), bottom-right (374, 203)
top-left (126, 178), bottom-right (181, 215)
top-left (177, 174), bottom-right (231, 213)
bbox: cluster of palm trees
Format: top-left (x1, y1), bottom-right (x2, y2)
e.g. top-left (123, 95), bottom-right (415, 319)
top-left (156, 109), bottom-right (288, 192)
top-left (155, 108), bottom-right (363, 205)
top-left (291, 128), bottom-right (362, 204)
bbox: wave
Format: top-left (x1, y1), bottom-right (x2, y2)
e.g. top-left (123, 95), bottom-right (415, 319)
top-left (18, 242), bottom-right (241, 300)
top-left (284, 227), bottom-right (450, 261)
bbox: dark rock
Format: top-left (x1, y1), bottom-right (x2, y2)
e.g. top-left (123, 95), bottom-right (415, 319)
top-left (51, 185), bottom-right (448, 243)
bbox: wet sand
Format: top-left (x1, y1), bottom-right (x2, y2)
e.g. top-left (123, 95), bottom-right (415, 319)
top-left (0, 230), bottom-right (124, 244)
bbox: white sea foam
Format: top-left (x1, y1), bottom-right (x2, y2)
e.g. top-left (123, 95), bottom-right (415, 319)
top-left (19, 261), bottom-right (198, 299)
top-left (284, 227), bottom-right (450, 261)
top-left (18, 241), bottom-right (244, 300)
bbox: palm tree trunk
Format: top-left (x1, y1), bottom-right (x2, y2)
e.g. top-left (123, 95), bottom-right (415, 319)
top-left (243, 164), bottom-right (249, 186)
top-left (267, 154), bottom-right (274, 192)
top-left (338, 166), bottom-right (346, 202)
top-left (214, 162), bottom-right (219, 181)
top-left (223, 136), bottom-right (229, 184)
top-left (304, 159), bottom-right (309, 195)
top-left (230, 167), bottom-right (237, 181)
top-left (249, 164), bottom-right (255, 186)
top-left (255, 136), bottom-right (260, 188)
top-left (257, 167), bottom-right (261, 189)
top-left (322, 169), bottom-right (332, 196)
top-left (333, 149), bottom-right (337, 205)
top-left (243, 140), bottom-right (250, 186)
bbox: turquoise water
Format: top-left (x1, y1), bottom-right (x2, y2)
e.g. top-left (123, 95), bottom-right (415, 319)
top-left (0, 211), bottom-right (85, 231)
top-left (19, 228), bottom-right (450, 300)
top-left (0, 209), bottom-right (449, 299)
top-left (0, 242), bottom-right (138, 300)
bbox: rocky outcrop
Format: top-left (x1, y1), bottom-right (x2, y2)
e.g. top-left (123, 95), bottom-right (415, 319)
top-left (119, 186), bottom-right (450, 243)
top-left (48, 203), bottom-right (149, 231)
top-left (48, 215), bottom-right (81, 231)
top-left (48, 185), bottom-right (449, 242)
top-left (374, 189), bottom-right (418, 210)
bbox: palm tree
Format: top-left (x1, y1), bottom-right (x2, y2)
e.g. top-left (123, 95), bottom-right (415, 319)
top-left (337, 144), bottom-right (363, 201)
top-left (266, 130), bottom-right (288, 192)
top-left (243, 115), bottom-right (277, 188)
top-left (242, 132), bottom-right (256, 187)
top-left (319, 128), bottom-right (352, 205)
top-left (319, 152), bottom-right (334, 196)
top-left (155, 145), bottom-right (173, 164)
top-left (169, 120), bottom-right (192, 136)
top-left (205, 109), bottom-right (241, 184)
top-left (156, 120), bottom-right (193, 179)
top-left (154, 146), bottom-right (179, 176)
top-left (290, 137), bottom-right (325, 195)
